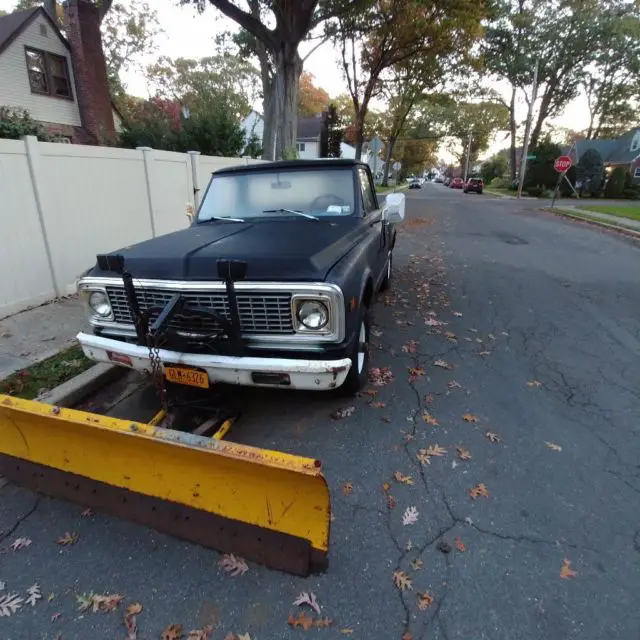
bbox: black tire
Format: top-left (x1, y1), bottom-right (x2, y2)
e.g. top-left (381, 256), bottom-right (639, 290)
top-left (341, 305), bottom-right (371, 394)
top-left (379, 251), bottom-right (392, 292)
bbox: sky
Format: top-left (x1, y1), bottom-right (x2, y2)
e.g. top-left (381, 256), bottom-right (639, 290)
top-left (1, 0), bottom-right (592, 163)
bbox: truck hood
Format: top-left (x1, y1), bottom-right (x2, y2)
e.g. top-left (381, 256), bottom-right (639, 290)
top-left (91, 219), bottom-right (363, 281)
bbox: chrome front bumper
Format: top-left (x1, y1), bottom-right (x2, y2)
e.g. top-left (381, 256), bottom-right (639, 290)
top-left (77, 332), bottom-right (352, 391)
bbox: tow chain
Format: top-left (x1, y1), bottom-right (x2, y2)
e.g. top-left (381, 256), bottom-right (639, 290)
top-left (147, 333), bottom-right (168, 412)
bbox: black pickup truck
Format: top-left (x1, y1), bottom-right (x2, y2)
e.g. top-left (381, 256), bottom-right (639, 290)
top-left (76, 159), bottom-right (406, 393)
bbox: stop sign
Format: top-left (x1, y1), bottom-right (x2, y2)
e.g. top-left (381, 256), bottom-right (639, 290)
top-left (554, 156), bottom-right (572, 173)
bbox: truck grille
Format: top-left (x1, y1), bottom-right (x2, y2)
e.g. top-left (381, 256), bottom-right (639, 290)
top-left (105, 287), bottom-right (294, 335)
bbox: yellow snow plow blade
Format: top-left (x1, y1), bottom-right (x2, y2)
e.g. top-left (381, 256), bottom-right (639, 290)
top-left (0, 395), bottom-right (330, 576)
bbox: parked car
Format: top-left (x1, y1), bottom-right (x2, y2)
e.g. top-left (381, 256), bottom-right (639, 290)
top-left (449, 177), bottom-right (464, 189)
top-left (443, 177), bottom-right (451, 186)
top-left (408, 178), bottom-right (422, 189)
top-left (435, 176), bottom-right (444, 183)
top-left (75, 159), bottom-right (406, 394)
top-left (463, 177), bottom-right (484, 194)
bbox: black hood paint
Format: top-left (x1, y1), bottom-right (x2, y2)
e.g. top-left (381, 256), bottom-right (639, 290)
top-left (92, 219), bottom-right (364, 281)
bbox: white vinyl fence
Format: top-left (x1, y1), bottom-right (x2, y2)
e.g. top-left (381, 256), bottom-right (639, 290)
top-left (0, 136), bottom-right (263, 318)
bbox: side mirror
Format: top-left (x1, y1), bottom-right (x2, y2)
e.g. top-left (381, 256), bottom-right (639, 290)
top-left (383, 192), bottom-right (405, 223)
top-left (185, 203), bottom-right (195, 223)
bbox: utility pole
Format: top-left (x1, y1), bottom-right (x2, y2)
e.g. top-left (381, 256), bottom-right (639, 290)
top-left (517, 58), bottom-right (539, 199)
top-left (464, 131), bottom-right (472, 182)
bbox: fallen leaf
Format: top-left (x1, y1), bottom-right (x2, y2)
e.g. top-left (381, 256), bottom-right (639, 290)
top-left (293, 591), bottom-right (321, 615)
top-left (10, 537), bottom-right (31, 551)
top-left (0, 593), bottom-right (23, 617)
top-left (402, 631), bottom-right (413, 640)
top-left (219, 553), bottom-right (249, 577)
top-left (25, 584), bottom-right (41, 607)
top-left (462, 414), bottom-right (478, 423)
top-left (417, 592), bottom-right (434, 610)
top-left (393, 471), bottom-right (414, 485)
top-left (314, 617), bottom-right (333, 628)
top-left (445, 332), bottom-right (457, 342)
top-left (48, 593), bottom-right (55, 602)
top-left (331, 406), bottom-right (355, 420)
top-left (359, 388), bottom-right (378, 397)
top-left (417, 444), bottom-right (447, 465)
top-left (453, 311), bottom-right (463, 317)
top-left (405, 539), bottom-right (413, 551)
top-left (340, 629), bottom-right (354, 635)
top-left (469, 483), bottom-right (489, 499)
top-left (545, 441), bottom-right (562, 451)
top-left (422, 412), bottom-right (439, 426)
top-left (126, 602), bottom-right (143, 616)
top-left (382, 482), bottom-right (391, 493)
top-left (454, 537), bottom-right (466, 552)
top-left (433, 359), bottom-right (453, 370)
top-left (187, 625), bottom-right (214, 640)
top-left (423, 393), bottom-right (434, 403)
top-left (369, 366), bottom-right (394, 386)
top-left (560, 558), bottom-right (577, 579)
top-left (81, 508), bottom-right (94, 518)
top-left (402, 506), bottom-right (419, 526)
top-left (485, 431), bottom-right (502, 443)
top-left (448, 380), bottom-right (462, 389)
top-left (57, 532), bottom-right (79, 546)
top-left (370, 401), bottom-right (386, 409)
top-left (223, 633), bottom-right (235, 640)
top-left (288, 611), bottom-right (314, 630)
top-left (456, 446), bottom-right (472, 461)
top-left (237, 634), bottom-right (252, 640)
top-left (342, 482), bottom-right (353, 496)
top-left (125, 612), bottom-right (138, 640)
top-left (411, 558), bottom-right (423, 571)
top-left (371, 328), bottom-right (383, 337)
top-left (51, 612), bottom-right (62, 622)
top-left (478, 351), bottom-right (491, 356)
top-left (386, 494), bottom-right (397, 509)
top-left (425, 317), bottom-right (444, 327)
top-left (162, 623), bottom-right (184, 640)
top-left (392, 569), bottom-right (413, 591)
top-left (402, 340), bottom-right (419, 353)
top-left (381, 415), bottom-right (392, 423)
top-left (527, 380), bottom-right (542, 388)
top-left (92, 594), bottom-right (124, 613)
top-left (408, 366), bottom-right (425, 382)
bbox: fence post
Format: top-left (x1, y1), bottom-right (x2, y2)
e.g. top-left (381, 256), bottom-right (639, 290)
top-left (23, 135), bottom-right (59, 297)
top-left (137, 146), bottom-right (157, 238)
top-left (187, 150), bottom-right (201, 211)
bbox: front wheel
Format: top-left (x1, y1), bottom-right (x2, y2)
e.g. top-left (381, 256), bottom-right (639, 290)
top-left (379, 252), bottom-right (392, 291)
top-left (341, 306), bottom-right (371, 394)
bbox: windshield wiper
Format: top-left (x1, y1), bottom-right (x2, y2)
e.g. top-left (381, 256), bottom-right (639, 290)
top-left (262, 208), bottom-right (319, 221)
top-left (200, 216), bottom-right (246, 223)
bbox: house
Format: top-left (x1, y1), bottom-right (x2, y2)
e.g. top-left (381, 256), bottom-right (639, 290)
top-left (0, 1), bottom-right (119, 144)
top-left (569, 128), bottom-right (640, 179)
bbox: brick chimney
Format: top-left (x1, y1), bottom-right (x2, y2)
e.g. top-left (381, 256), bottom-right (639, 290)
top-left (63, 0), bottom-right (115, 144)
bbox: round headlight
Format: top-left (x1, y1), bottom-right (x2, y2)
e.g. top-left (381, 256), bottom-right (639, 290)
top-left (88, 290), bottom-right (112, 317)
top-left (297, 300), bottom-right (328, 330)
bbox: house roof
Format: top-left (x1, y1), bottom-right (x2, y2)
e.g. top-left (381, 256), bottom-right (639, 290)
top-left (297, 115), bottom-right (324, 139)
top-left (0, 7), bottom-right (69, 55)
top-left (572, 128), bottom-right (640, 166)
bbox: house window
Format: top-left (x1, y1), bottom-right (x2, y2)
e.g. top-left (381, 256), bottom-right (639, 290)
top-left (296, 142), bottom-right (306, 152)
top-left (630, 130), bottom-right (640, 153)
top-left (25, 47), bottom-right (72, 99)
top-left (634, 167), bottom-right (640, 178)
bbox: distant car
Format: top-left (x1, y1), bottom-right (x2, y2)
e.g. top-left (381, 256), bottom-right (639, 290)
top-left (443, 177), bottom-right (451, 186)
top-left (463, 178), bottom-right (484, 194)
top-left (435, 176), bottom-right (444, 183)
top-left (449, 177), bottom-right (464, 189)
top-left (408, 179), bottom-right (422, 189)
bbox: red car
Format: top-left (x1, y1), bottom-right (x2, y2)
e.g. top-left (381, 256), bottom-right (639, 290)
top-left (464, 178), bottom-right (484, 194)
top-left (449, 177), bottom-right (464, 189)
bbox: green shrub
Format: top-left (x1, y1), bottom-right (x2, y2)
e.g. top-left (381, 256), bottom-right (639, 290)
top-left (0, 106), bottom-right (51, 141)
top-left (526, 185), bottom-right (544, 197)
top-left (605, 167), bottom-right (627, 198)
top-left (524, 139), bottom-right (563, 190)
top-left (490, 176), bottom-right (510, 189)
top-left (622, 187), bottom-right (640, 200)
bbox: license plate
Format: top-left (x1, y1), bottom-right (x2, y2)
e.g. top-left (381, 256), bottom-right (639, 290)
top-left (165, 366), bottom-right (209, 389)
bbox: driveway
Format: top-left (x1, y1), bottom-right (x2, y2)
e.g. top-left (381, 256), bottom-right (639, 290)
top-left (2, 184), bottom-right (639, 640)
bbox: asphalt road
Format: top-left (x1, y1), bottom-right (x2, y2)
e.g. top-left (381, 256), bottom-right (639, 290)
top-left (2, 183), bottom-right (640, 640)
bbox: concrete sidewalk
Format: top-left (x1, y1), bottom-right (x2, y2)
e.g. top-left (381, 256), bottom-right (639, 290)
top-left (553, 204), bottom-right (640, 232)
top-left (0, 296), bottom-right (86, 379)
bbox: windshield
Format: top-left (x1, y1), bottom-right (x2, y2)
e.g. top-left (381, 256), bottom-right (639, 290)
top-left (197, 168), bottom-right (356, 222)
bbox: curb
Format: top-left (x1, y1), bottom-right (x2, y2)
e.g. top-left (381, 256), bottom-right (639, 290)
top-left (542, 207), bottom-right (640, 240)
top-left (36, 362), bottom-right (124, 408)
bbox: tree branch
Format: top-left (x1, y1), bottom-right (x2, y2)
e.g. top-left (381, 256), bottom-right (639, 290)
top-left (302, 32), bottom-right (331, 62)
top-left (207, 0), bottom-right (276, 49)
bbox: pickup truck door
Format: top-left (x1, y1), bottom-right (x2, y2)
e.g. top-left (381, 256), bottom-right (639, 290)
top-left (357, 167), bottom-right (387, 286)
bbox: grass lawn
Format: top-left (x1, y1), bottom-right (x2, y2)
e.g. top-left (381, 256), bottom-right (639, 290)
top-left (484, 187), bottom-right (513, 197)
top-left (0, 343), bottom-right (94, 400)
top-left (375, 183), bottom-right (410, 194)
top-left (579, 205), bottom-right (640, 222)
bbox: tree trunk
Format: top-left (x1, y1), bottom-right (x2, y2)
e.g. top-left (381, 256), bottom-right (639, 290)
top-left (273, 47), bottom-right (302, 159)
top-left (509, 85), bottom-right (517, 182)
top-left (261, 81), bottom-right (276, 160)
top-left (354, 109), bottom-right (366, 160)
top-left (529, 87), bottom-right (554, 150)
top-left (382, 136), bottom-right (396, 186)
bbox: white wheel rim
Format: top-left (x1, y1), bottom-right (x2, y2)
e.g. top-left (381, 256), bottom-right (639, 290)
top-left (357, 321), bottom-right (366, 373)
top-left (387, 255), bottom-right (392, 279)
